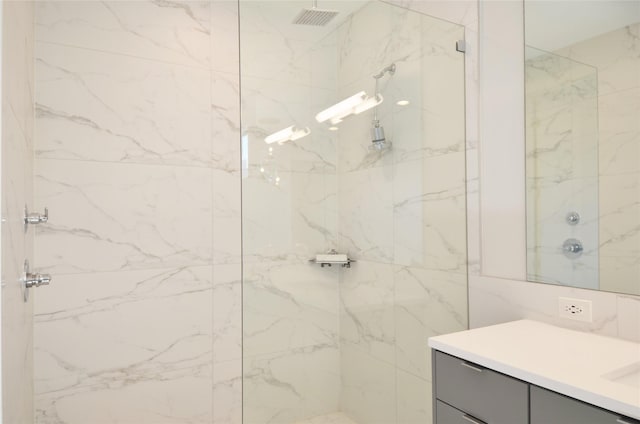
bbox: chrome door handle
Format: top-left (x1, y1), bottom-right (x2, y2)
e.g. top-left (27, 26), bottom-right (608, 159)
top-left (462, 414), bottom-right (485, 424)
top-left (461, 361), bottom-right (483, 372)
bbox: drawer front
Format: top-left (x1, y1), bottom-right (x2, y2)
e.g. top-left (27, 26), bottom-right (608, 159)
top-left (531, 386), bottom-right (640, 424)
top-left (436, 400), bottom-right (487, 424)
top-left (434, 351), bottom-right (529, 424)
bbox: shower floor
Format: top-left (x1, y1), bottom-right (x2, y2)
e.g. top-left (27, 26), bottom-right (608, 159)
top-left (293, 412), bottom-right (359, 424)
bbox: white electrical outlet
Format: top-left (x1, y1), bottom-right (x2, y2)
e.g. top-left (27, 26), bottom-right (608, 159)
top-left (558, 297), bottom-right (593, 322)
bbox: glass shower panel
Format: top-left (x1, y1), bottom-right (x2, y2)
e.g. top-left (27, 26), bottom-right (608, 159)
top-left (240, 2), bottom-right (467, 423)
top-left (525, 47), bottom-right (599, 289)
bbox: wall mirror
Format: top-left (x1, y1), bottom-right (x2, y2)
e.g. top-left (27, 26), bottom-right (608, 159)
top-left (524, 0), bottom-right (640, 295)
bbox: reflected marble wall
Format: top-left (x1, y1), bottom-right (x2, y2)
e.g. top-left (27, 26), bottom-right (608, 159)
top-left (525, 50), bottom-right (599, 288)
top-left (335, 2), bottom-right (467, 423)
top-left (1, 1), bottom-right (36, 422)
top-left (33, 1), bottom-right (242, 423)
top-left (525, 23), bottom-right (640, 295)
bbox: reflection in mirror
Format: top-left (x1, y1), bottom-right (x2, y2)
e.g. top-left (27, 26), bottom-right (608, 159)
top-left (524, 1), bottom-right (640, 295)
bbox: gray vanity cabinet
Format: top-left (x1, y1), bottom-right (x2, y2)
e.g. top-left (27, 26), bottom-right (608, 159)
top-left (433, 350), bottom-right (640, 424)
top-left (433, 351), bottom-right (529, 424)
top-left (530, 386), bottom-right (638, 424)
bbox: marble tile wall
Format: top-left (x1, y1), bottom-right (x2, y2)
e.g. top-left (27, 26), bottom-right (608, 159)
top-left (525, 50), bottom-right (600, 288)
top-left (33, 1), bottom-right (242, 423)
top-left (238, 2), bottom-right (342, 422)
top-left (1, 1), bottom-right (36, 422)
top-left (335, 2), bottom-right (468, 423)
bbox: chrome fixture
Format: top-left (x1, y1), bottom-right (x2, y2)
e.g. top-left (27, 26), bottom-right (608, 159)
top-left (456, 40), bottom-right (467, 53)
top-left (562, 238), bottom-right (584, 259)
top-left (292, 0), bottom-right (338, 26)
top-left (22, 259), bottom-right (52, 302)
top-left (565, 211), bottom-right (580, 225)
top-left (368, 63), bottom-right (396, 151)
top-left (24, 205), bottom-right (48, 228)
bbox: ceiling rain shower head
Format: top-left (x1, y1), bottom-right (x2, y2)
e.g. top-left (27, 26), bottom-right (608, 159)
top-left (292, 1), bottom-right (339, 26)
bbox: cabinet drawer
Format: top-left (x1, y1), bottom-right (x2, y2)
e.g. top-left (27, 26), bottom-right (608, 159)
top-left (436, 400), bottom-right (487, 424)
top-left (434, 351), bottom-right (528, 424)
top-left (531, 386), bottom-right (639, 424)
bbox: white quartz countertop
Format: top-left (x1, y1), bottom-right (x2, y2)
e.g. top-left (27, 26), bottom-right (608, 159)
top-left (428, 320), bottom-right (640, 420)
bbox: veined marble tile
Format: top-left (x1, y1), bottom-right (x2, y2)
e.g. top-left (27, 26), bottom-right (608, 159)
top-left (213, 263), bottom-right (242, 363)
top-left (242, 76), bottom-right (337, 174)
top-left (393, 154), bottom-right (467, 271)
top-left (599, 173), bottom-right (639, 258)
top-left (389, 0), bottom-right (478, 31)
top-left (557, 23), bottom-right (640, 96)
top-left (213, 359), bottom-right (242, 424)
top-left (212, 70), bottom-right (241, 173)
top-left (394, 266), bottom-right (467, 380)
top-left (2, 105), bottom-right (35, 424)
top-left (396, 369), bottom-right (431, 424)
top-left (339, 346), bottom-right (396, 424)
top-left (293, 412), bottom-right (359, 424)
top-left (243, 260), bottom-right (339, 357)
top-left (3, 0), bottom-right (35, 143)
top-left (617, 295), bottom-right (640, 341)
top-left (35, 159), bottom-right (212, 274)
top-left (338, 166), bottom-right (394, 263)
top-left (35, 0), bottom-right (211, 68)
top-left (213, 168), bottom-right (242, 265)
top-left (211, 0), bottom-right (239, 74)
top-left (35, 43), bottom-right (211, 167)
top-left (243, 170), bottom-right (337, 263)
top-left (340, 260), bottom-right (395, 364)
top-left (244, 345), bottom-right (340, 424)
top-left (598, 88), bottom-right (640, 177)
top-left (337, 1), bottom-right (422, 89)
top-left (34, 266), bottom-right (213, 424)
top-left (599, 256), bottom-right (640, 296)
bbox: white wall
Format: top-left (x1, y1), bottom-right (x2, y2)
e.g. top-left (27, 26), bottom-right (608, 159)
top-left (1, 1), bottom-right (35, 422)
top-left (470, 0), bottom-right (640, 342)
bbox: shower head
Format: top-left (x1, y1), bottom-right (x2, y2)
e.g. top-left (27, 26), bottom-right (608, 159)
top-left (292, 1), bottom-right (339, 26)
top-left (369, 120), bottom-right (392, 151)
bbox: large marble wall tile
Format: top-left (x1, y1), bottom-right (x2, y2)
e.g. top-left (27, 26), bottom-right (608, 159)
top-left (339, 346), bottom-right (396, 424)
top-left (35, 0), bottom-right (211, 68)
top-left (617, 295), bottom-right (640, 342)
top-left (393, 154), bottom-right (467, 271)
top-left (2, 109), bottom-right (35, 424)
top-left (244, 260), bottom-right (339, 358)
top-left (243, 170), bottom-right (337, 262)
top-left (337, 1), bottom-right (422, 89)
top-left (212, 70), bottom-right (241, 172)
top-left (213, 359), bottom-right (242, 424)
top-left (396, 369), bottom-right (431, 424)
top-left (558, 23), bottom-right (640, 96)
top-left (394, 267), bottom-right (467, 380)
top-left (211, 0), bottom-right (239, 74)
top-left (338, 166), bottom-right (394, 263)
top-left (2, 2), bottom-right (35, 422)
top-left (244, 345), bottom-right (340, 424)
top-left (213, 263), bottom-right (242, 363)
top-left (35, 159), bottom-right (212, 274)
top-left (598, 88), bottom-right (640, 177)
top-left (242, 76), bottom-right (337, 174)
top-left (213, 168), bottom-right (242, 265)
top-left (35, 43), bottom-right (211, 167)
top-left (2, 0), bottom-right (35, 141)
top-left (34, 266), bottom-right (213, 424)
top-left (339, 260), bottom-right (395, 364)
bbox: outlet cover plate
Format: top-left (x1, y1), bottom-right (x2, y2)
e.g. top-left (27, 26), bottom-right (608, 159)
top-left (558, 297), bottom-right (593, 322)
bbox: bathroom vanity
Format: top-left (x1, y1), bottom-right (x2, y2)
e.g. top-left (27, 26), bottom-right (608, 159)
top-left (429, 320), bottom-right (640, 424)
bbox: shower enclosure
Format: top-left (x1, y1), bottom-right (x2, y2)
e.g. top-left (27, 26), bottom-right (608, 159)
top-left (239, 1), bottom-right (468, 422)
